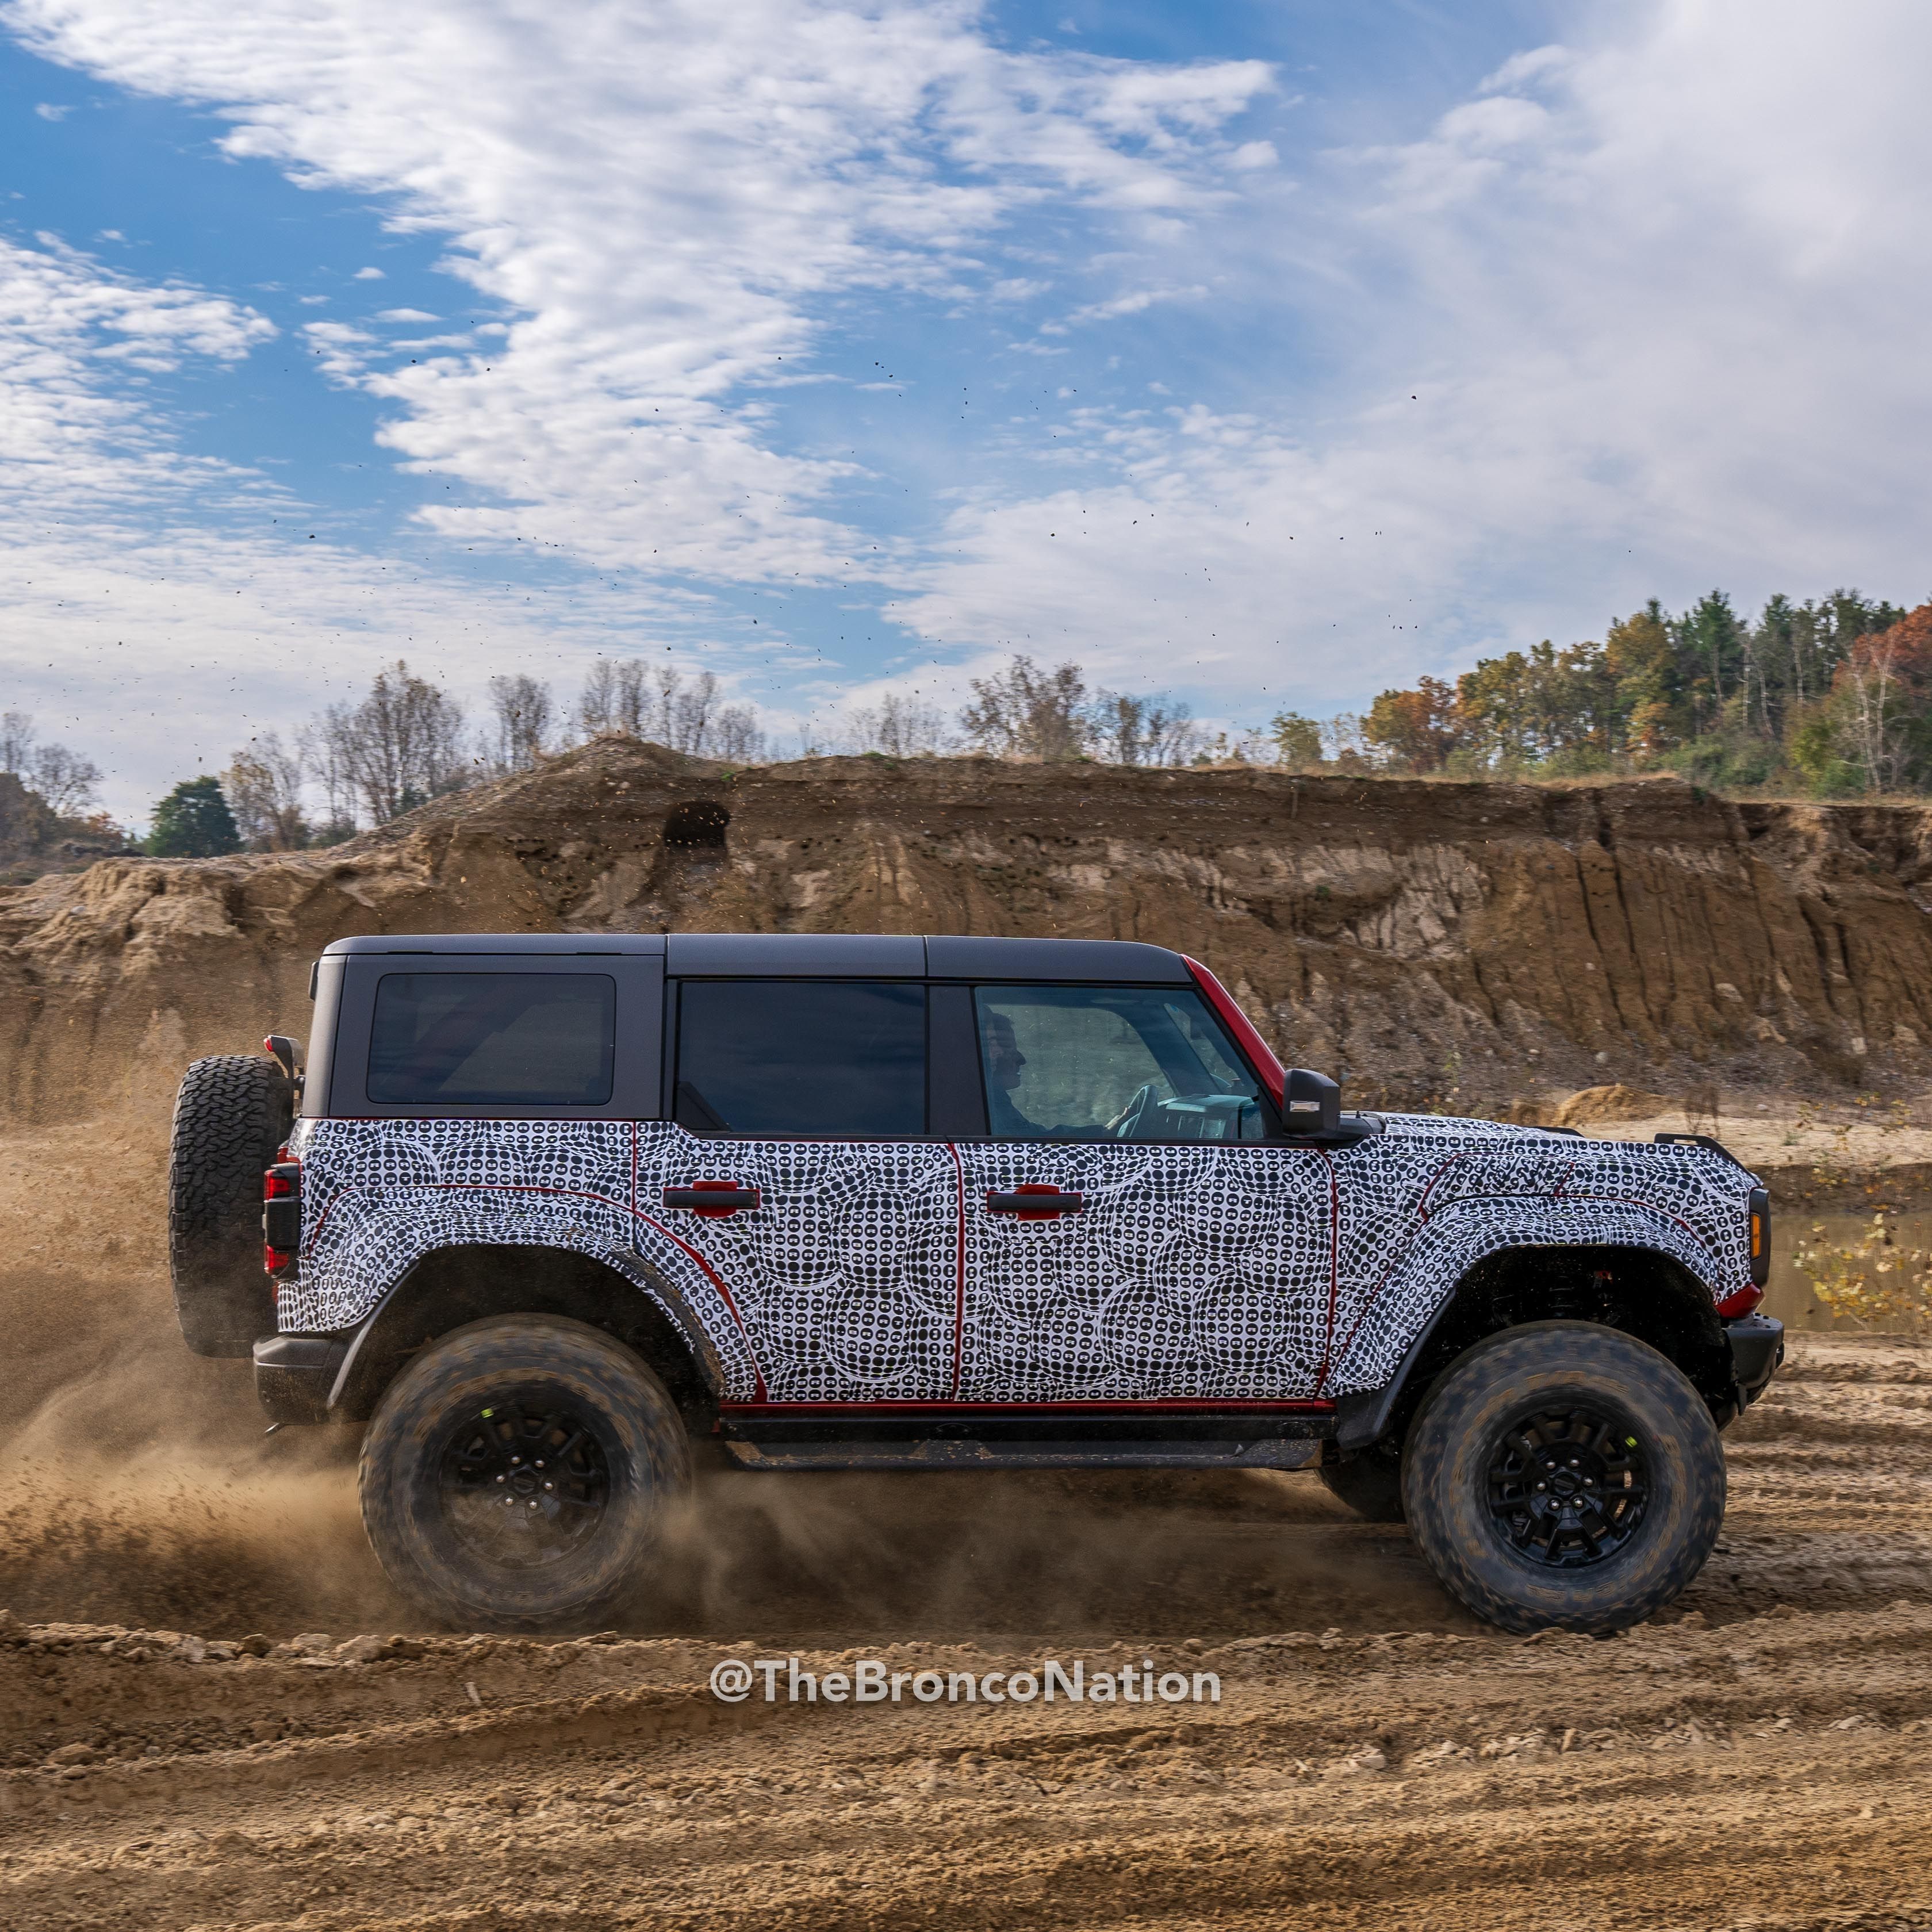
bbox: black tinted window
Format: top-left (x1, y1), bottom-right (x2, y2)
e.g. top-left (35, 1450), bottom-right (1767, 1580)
top-left (676, 980), bottom-right (925, 1136)
top-left (369, 973), bottom-right (615, 1106)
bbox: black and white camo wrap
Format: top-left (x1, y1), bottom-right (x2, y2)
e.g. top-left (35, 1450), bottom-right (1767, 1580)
top-left (282, 1113), bottom-right (1757, 1405)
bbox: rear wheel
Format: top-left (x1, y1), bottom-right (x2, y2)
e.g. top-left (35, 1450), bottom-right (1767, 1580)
top-left (1402, 1321), bottom-right (1724, 1633)
top-left (359, 1315), bottom-right (690, 1632)
top-left (168, 1054), bottom-right (293, 1356)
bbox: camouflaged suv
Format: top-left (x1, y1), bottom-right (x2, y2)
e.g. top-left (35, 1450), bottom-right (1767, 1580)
top-left (168, 931), bottom-right (1782, 1632)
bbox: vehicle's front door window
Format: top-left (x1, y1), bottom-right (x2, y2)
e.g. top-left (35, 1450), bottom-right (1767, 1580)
top-left (975, 984), bottom-right (1266, 1143)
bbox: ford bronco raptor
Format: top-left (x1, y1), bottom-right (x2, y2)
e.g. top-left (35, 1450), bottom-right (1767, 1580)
top-left (168, 932), bottom-right (1781, 1634)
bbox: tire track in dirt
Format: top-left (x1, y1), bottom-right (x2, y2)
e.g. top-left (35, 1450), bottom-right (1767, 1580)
top-left (8, 1334), bottom-right (1932, 1928)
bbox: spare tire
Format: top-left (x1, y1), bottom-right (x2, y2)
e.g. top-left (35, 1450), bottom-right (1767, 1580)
top-left (168, 1054), bottom-right (294, 1358)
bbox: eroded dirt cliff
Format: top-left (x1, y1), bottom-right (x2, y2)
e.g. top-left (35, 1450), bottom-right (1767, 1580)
top-left (6, 738), bottom-right (1932, 1122)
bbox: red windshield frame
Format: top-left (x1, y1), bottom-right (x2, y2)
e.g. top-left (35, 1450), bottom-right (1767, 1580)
top-left (1182, 956), bottom-right (1285, 1109)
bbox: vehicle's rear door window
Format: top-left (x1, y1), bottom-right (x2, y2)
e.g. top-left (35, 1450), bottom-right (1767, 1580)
top-left (368, 972), bottom-right (616, 1106)
top-left (674, 980), bottom-right (925, 1136)
top-left (972, 984), bottom-right (1264, 1141)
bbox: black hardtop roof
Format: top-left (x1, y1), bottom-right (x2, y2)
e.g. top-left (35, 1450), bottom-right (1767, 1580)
top-left (321, 931), bottom-right (1193, 982)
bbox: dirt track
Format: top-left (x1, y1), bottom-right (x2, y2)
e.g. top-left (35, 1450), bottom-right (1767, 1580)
top-left (6, 1330), bottom-right (1932, 1931)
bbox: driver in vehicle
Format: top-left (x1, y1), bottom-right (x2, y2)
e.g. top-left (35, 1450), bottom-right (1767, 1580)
top-left (984, 1009), bottom-right (1049, 1137)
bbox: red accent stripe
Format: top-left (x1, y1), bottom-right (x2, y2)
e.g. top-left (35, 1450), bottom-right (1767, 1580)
top-left (1315, 1149), bottom-right (1339, 1395)
top-left (947, 1141), bottom-right (965, 1400)
top-left (1414, 1153), bottom-right (1462, 1225)
top-left (626, 1206), bottom-right (766, 1404)
top-left (1182, 956), bottom-right (1285, 1107)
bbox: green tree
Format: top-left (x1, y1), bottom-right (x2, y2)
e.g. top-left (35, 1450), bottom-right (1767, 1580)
top-left (147, 776), bottom-right (241, 858)
top-left (1268, 711), bottom-right (1324, 772)
top-left (1669, 590), bottom-right (1747, 737)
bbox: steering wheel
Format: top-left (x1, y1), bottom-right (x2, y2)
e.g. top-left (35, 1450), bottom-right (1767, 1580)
top-left (1110, 1083), bottom-right (1159, 1140)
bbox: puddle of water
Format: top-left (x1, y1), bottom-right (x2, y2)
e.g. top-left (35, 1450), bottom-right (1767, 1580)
top-left (1761, 1209), bottom-right (1932, 1333)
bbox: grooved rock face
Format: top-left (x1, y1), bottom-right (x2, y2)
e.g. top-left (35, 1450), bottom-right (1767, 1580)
top-left (3, 738), bottom-right (1931, 1122)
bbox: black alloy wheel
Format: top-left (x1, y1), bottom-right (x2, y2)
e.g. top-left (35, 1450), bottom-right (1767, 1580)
top-left (1402, 1319), bottom-right (1725, 1633)
top-left (360, 1313), bottom-right (690, 1632)
top-left (439, 1400), bottom-right (612, 1570)
top-left (1484, 1403), bottom-right (1650, 1567)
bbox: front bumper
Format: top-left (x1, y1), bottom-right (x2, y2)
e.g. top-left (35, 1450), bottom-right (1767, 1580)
top-left (253, 1333), bottom-right (348, 1425)
top-left (1725, 1313), bottom-right (1785, 1407)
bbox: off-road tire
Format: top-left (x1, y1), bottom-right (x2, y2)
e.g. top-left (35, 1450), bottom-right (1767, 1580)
top-left (1319, 1443), bottom-right (1406, 1523)
top-left (359, 1315), bottom-right (691, 1633)
top-left (1402, 1320), bottom-right (1724, 1634)
top-left (168, 1054), bottom-right (294, 1357)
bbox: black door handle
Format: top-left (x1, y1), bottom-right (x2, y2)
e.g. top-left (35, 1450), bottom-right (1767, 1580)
top-left (986, 1188), bottom-right (1085, 1217)
top-left (663, 1184), bottom-right (761, 1216)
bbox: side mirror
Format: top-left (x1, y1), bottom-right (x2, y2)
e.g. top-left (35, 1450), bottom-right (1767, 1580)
top-left (1280, 1067), bottom-right (1341, 1136)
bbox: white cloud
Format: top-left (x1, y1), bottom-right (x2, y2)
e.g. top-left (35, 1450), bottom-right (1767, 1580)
top-left (351, 265), bottom-right (384, 279)
top-left (3, 0), bottom-right (1270, 585)
top-left (0, 232), bottom-right (738, 817)
top-left (374, 307), bottom-right (440, 322)
top-left (33, 99), bottom-right (70, 118)
top-left (5, 0), bottom-right (1928, 764)
top-left (0, 235), bottom-right (271, 486)
top-left (903, 1), bottom-right (1932, 711)
top-left (1056, 283), bottom-right (1208, 328)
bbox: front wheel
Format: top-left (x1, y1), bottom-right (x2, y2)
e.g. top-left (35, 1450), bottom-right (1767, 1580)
top-left (1402, 1321), bottom-right (1724, 1634)
top-left (359, 1315), bottom-right (690, 1632)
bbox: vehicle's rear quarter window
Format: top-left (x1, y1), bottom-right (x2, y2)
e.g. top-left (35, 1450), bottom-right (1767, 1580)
top-left (674, 980), bottom-right (925, 1136)
top-left (369, 973), bottom-right (616, 1106)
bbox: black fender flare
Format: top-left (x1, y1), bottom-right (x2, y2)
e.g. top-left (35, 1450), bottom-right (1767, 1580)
top-left (1329, 1244), bottom-right (1741, 1453)
top-left (323, 1241), bottom-right (726, 1418)
top-left (1332, 1295), bottom-right (1456, 1454)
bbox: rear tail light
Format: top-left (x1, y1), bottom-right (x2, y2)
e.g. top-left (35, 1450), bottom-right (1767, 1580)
top-left (263, 1160), bottom-right (302, 1277)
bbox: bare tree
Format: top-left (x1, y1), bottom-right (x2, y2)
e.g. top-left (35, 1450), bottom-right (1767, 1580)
top-left (1320, 711), bottom-right (1368, 767)
top-left (579, 660), bottom-right (648, 739)
top-left (1, 712), bottom-right (103, 816)
top-left (707, 703), bottom-right (765, 763)
top-left (0, 711), bottom-right (35, 777)
top-left (486, 674), bottom-right (554, 773)
top-left (28, 744), bottom-right (103, 816)
top-left (297, 718), bottom-right (357, 838)
top-left (960, 656), bottom-right (1090, 760)
top-left (845, 692), bottom-right (951, 756)
top-left (316, 661), bottom-right (469, 825)
top-left (224, 734), bottom-right (309, 849)
top-left (1088, 691), bottom-right (1201, 766)
top-left (579, 660), bottom-right (762, 761)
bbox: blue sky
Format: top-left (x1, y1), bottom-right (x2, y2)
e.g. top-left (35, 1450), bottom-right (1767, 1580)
top-left (2, 0), bottom-right (1927, 824)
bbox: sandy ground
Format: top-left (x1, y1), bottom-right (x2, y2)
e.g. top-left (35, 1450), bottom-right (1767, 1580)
top-left (11, 1101), bottom-right (1932, 1928)
top-left (9, 1309), bottom-right (1932, 1929)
